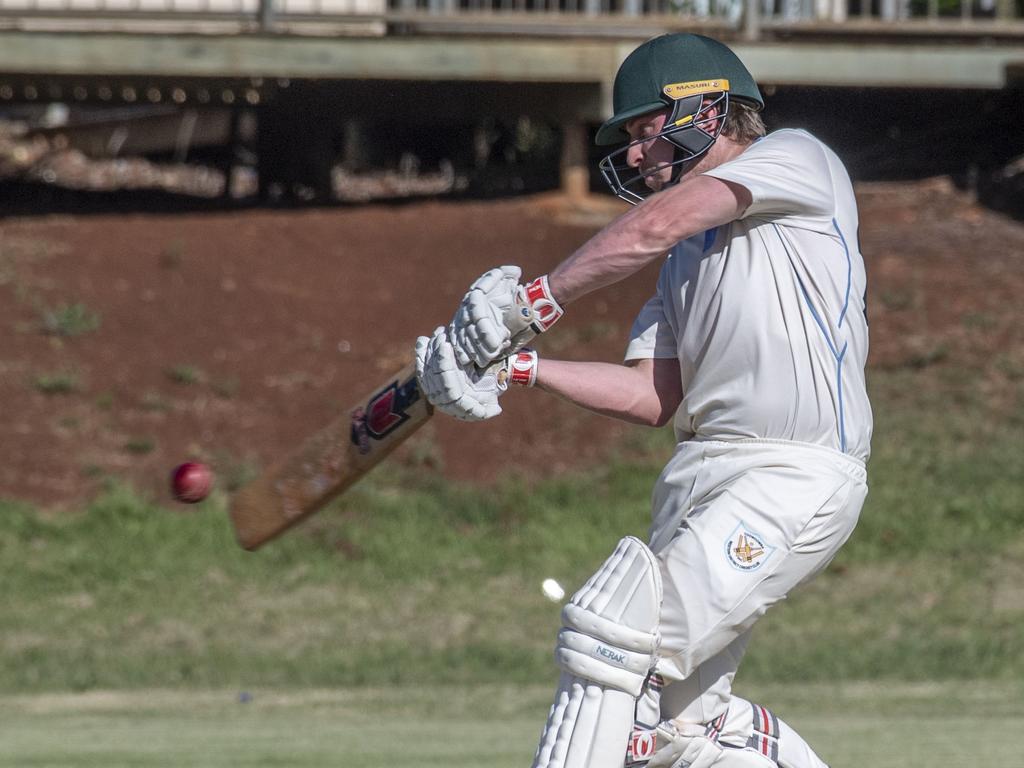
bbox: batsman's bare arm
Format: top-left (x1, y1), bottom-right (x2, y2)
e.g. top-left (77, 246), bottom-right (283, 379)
top-left (534, 357), bottom-right (682, 428)
top-left (548, 175), bottom-right (750, 305)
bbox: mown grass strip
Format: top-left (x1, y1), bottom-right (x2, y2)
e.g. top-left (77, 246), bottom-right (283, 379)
top-left (0, 682), bottom-right (1021, 768)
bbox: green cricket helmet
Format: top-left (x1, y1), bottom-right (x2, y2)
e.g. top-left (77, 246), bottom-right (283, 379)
top-left (597, 34), bottom-right (764, 204)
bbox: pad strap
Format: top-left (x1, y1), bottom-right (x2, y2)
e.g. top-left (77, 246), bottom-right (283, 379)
top-left (556, 627), bottom-right (652, 696)
top-left (562, 603), bottom-right (659, 654)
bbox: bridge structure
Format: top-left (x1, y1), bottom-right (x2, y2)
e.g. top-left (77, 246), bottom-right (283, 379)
top-left (1, 0), bottom-right (1023, 198)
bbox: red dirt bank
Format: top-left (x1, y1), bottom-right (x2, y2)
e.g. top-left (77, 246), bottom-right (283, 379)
top-left (1, 180), bottom-right (1021, 506)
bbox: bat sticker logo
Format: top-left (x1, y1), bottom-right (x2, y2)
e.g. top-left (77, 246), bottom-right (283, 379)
top-left (351, 374), bottom-right (421, 453)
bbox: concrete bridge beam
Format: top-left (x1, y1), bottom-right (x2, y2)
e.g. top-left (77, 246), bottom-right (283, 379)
top-left (1, 32), bottom-right (1022, 91)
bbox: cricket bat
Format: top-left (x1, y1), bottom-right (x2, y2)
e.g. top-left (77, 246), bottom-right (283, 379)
top-left (229, 362), bottom-right (432, 550)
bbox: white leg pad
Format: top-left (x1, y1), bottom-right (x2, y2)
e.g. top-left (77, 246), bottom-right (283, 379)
top-left (533, 673), bottom-right (638, 768)
top-left (532, 537), bottom-right (663, 768)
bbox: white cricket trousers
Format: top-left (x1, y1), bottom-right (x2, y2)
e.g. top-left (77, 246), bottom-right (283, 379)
top-left (646, 438), bottom-right (868, 728)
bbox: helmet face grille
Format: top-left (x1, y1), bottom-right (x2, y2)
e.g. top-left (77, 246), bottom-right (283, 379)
top-left (599, 91), bottom-right (729, 205)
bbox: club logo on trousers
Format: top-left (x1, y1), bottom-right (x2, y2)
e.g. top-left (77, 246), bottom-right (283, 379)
top-left (725, 522), bottom-right (775, 572)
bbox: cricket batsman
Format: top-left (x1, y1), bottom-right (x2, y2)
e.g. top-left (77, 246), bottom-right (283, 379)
top-left (416, 33), bottom-right (871, 768)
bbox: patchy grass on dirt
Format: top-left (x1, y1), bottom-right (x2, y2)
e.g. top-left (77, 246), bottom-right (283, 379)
top-left (3, 180), bottom-right (1018, 507)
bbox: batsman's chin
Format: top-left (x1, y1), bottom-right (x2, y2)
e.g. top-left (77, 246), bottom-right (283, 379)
top-left (642, 169), bottom-right (670, 193)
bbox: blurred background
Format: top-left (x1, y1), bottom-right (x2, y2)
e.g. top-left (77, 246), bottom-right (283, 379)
top-left (0, 5), bottom-right (1022, 766)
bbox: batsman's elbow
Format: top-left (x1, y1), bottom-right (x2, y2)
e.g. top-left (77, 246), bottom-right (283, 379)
top-left (650, 409), bottom-right (676, 429)
top-left (637, 406), bottom-right (676, 429)
top-left (624, 357), bottom-right (682, 428)
top-left (619, 398), bottom-right (677, 428)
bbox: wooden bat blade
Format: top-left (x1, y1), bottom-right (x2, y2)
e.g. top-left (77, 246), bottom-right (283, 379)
top-left (229, 362), bottom-right (432, 550)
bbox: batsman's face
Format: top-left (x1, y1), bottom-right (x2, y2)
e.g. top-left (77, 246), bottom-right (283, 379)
top-left (625, 110), bottom-right (677, 192)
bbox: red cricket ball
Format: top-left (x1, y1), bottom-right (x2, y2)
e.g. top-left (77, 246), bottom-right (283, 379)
top-left (171, 461), bottom-right (213, 504)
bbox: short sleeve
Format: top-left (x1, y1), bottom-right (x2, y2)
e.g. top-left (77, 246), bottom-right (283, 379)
top-left (703, 130), bottom-right (835, 223)
top-left (624, 291), bottom-right (677, 362)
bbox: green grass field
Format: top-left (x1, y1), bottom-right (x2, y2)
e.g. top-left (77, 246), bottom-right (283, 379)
top-left (1, 364), bottom-right (1022, 765)
top-left (2, 682), bottom-right (1022, 768)
top-left (2, 369), bottom-right (1022, 692)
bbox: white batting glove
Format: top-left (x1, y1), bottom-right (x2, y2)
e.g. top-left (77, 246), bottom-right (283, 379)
top-left (450, 266), bottom-right (564, 369)
top-left (416, 326), bottom-right (504, 421)
top-left (415, 329), bottom-right (539, 422)
top-left (449, 266), bottom-right (521, 369)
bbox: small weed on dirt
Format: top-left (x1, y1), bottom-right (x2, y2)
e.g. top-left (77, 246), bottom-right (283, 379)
top-left (211, 376), bottom-right (239, 399)
top-left (140, 391), bottom-right (172, 412)
top-left (80, 463), bottom-right (105, 478)
top-left (32, 370), bottom-right (81, 395)
top-left (165, 365), bottom-right (205, 386)
top-left (994, 352), bottom-right (1024, 381)
top-left (962, 312), bottom-right (996, 330)
top-left (879, 288), bottom-right (916, 312)
top-left (904, 341), bottom-right (950, 369)
top-left (213, 452), bottom-right (260, 492)
top-left (38, 302), bottom-right (101, 338)
top-left (159, 240), bottom-right (186, 269)
top-left (123, 437), bottom-right (155, 455)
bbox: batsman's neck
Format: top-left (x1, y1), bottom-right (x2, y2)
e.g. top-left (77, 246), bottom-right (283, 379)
top-left (687, 132), bottom-right (754, 178)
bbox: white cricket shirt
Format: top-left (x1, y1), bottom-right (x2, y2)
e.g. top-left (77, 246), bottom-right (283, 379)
top-left (624, 129), bottom-right (872, 461)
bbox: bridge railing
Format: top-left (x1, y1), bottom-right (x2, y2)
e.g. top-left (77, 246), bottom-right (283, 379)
top-left (0, 0), bottom-right (1019, 28)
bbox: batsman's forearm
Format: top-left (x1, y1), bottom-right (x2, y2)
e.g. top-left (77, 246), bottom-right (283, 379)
top-left (547, 174), bottom-right (749, 305)
top-left (547, 209), bottom-right (671, 305)
top-left (534, 359), bottom-right (675, 428)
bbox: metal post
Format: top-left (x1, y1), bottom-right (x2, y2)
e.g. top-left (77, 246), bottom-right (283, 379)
top-left (258, 0), bottom-right (274, 31)
top-left (744, 0), bottom-right (760, 40)
top-left (343, 119), bottom-right (369, 172)
top-left (560, 121), bottom-right (588, 201)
